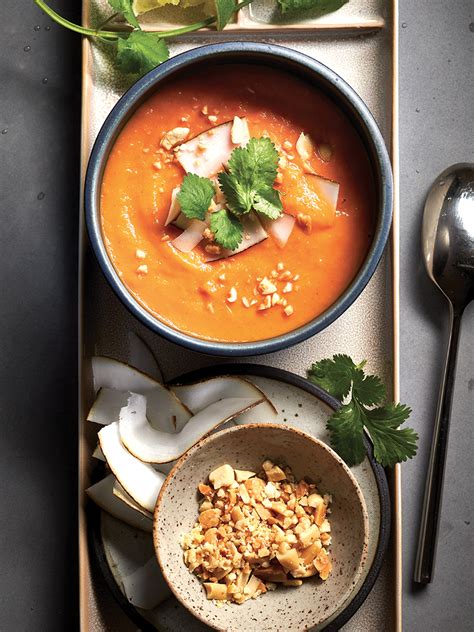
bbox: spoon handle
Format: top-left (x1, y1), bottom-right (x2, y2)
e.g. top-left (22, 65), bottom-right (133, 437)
top-left (414, 307), bottom-right (463, 584)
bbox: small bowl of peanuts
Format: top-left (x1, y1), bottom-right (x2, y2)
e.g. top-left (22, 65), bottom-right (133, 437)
top-left (153, 424), bottom-right (369, 631)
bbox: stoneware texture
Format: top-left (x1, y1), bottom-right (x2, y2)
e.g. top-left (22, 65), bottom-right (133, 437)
top-left (153, 424), bottom-right (369, 632)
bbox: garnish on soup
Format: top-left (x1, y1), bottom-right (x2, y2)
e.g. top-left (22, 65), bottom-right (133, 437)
top-left (181, 461), bottom-right (332, 604)
top-left (100, 65), bottom-right (375, 341)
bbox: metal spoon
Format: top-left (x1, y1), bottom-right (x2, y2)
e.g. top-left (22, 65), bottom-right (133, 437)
top-left (415, 163), bottom-right (474, 584)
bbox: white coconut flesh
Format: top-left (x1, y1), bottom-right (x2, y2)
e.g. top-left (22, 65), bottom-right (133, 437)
top-left (99, 422), bottom-right (165, 514)
top-left (164, 186), bottom-right (181, 226)
top-left (86, 474), bottom-right (152, 533)
top-left (119, 392), bottom-right (265, 464)
top-left (175, 121), bottom-right (234, 178)
top-left (205, 212), bottom-right (268, 262)
top-left (127, 331), bottom-right (163, 383)
top-left (171, 218), bottom-right (207, 253)
top-left (112, 479), bottom-right (154, 520)
top-left (90, 357), bottom-right (191, 432)
top-left (121, 555), bottom-right (171, 610)
top-left (313, 174), bottom-right (340, 212)
top-left (259, 212), bottom-right (296, 248)
top-left (171, 375), bottom-right (276, 415)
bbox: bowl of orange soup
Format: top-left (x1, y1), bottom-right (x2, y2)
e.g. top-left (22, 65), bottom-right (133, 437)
top-left (85, 42), bottom-right (392, 355)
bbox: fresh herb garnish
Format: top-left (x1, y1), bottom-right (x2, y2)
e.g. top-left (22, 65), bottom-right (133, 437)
top-left (218, 137), bottom-right (282, 218)
top-left (308, 354), bottom-right (418, 467)
top-left (116, 31), bottom-right (169, 75)
top-left (178, 138), bottom-right (282, 252)
top-left (34, 1), bottom-right (348, 79)
top-left (210, 208), bottom-right (244, 250)
top-left (177, 174), bottom-right (216, 221)
top-left (33, 0), bottom-right (253, 78)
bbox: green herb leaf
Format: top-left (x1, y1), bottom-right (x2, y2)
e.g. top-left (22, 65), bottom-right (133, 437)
top-left (326, 401), bottom-right (367, 467)
top-left (365, 404), bottom-right (418, 467)
top-left (214, 0), bottom-right (236, 30)
top-left (116, 31), bottom-right (169, 75)
top-left (210, 209), bottom-right (243, 250)
top-left (218, 138), bottom-right (282, 218)
top-left (253, 186), bottom-right (283, 219)
top-left (108, 0), bottom-right (140, 28)
top-left (277, 0), bottom-right (348, 16)
top-left (308, 354), bottom-right (357, 400)
top-left (177, 174), bottom-right (215, 221)
top-left (308, 355), bottom-right (418, 467)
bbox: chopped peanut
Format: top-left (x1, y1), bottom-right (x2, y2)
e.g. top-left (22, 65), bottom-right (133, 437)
top-left (209, 464), bottom-right (235, 489)
top-left (181, 461), bottom-right (332, 606)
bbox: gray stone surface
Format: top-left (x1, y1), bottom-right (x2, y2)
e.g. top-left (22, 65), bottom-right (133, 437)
top-left (0, 1), bottom-right (472, 631)
top-left (398, 2), bottom-right (473, 631)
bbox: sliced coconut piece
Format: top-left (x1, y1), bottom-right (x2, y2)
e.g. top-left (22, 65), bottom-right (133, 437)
top-left (259, 213), bottom-right (296, 248)
top-left (164, 186), bottom-right (181, 227)
top-left (127, 331), bottom-right (162, 383)
top-left (90, 357), bottom-right (191, 432)
top-left (86, 474), bottom-right (152, 533)
top-left (175, 121), bottom-right (234, 178)
top-left (171, 376), bottom-right (275, 414)
top-left (92, 444), bottom-right (106, 461)
top-left (112, 480), bottom-right (153, 520)
top-left (311, 174), bottom-right (340, 211)
top-left (122, 556), bottom-right (170, 610)
top-left (231, 116), bottom-right (250, 145)
top-left (171, 219), bottom-right (207, 254)
top-left (171, 376), bottom-right (278, 426)
top-left (205, 213), bottom-right (267, 262)
top-left (119, 392), bottom-right (264, 464)
top-left (99, 422), bottom-right (165, 513)
top-left (171, 212), bottom-right (191, 231)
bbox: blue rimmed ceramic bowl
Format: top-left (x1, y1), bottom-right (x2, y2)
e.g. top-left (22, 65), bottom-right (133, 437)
top-left (85, 42), bottom-right (393, 357)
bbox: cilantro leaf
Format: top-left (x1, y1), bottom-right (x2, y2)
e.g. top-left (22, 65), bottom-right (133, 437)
top-left (116, 32), bottom-right (169, 75)
top-left (253, 186), bottom-right (283, 219)
top-left (352, 370), bottom-right (386, 407)
top-left (214, 0), bottom-right (236, 30)
top-left (108, 0), bottom-right (140, 28)
top-left (210, 209), bottom-right (243, 250)
top-left (218, 138), bottom-right (282, 218)
top-left (218, 171), bottom-right (253, 216)
top-left (327, 401), bottom-right (366, 466)
top-left (307, 355), bottom-right (417, 467)
top-left (308, 354), bottom-right (357, 400)
top-left (365, 404), bottom-right (418, 467)
top-left (277, 0), bottom-right (348, 16)
top-left (177, 174), bottom-right (215, 221)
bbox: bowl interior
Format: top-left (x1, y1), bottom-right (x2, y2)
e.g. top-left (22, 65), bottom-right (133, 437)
top-left (154, 424), bottom-right (369, 632)
top-left (85, 43), bottom-right (392, 356)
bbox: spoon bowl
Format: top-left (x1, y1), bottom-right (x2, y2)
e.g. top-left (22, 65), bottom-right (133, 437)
top-left (415, 163), bottom-right (474, 584)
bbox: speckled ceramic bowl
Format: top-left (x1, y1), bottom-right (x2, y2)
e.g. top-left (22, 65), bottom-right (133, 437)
top-left (153, 424), bottom-right (369, 632)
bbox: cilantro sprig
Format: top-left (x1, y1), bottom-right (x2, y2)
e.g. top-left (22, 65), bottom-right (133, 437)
top-left (34, 1), bottom-right (348, 79)
top-left (34, 0), bottom-right (253, 77)
top-left (178, 138), bottom-right (282, 251)
top-left (308, 355), bottom-right (418, 467)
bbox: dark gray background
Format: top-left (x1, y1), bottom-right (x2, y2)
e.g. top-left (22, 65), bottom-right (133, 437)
top-left (0, 1), bottom-right (472, 630)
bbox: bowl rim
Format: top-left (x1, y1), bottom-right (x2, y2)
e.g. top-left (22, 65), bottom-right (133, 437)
top-left (84, 41), bottom-right (393, 357)
top-left (153, 422), bottom-right (370, 631)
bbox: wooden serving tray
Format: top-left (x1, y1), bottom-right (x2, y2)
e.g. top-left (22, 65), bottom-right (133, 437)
top-left (79, 1), bottom-right (400, 629)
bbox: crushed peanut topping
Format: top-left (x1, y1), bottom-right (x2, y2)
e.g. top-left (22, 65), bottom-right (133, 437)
top-left (135, 249), bottom-right (146, 260)
top-left (160, 127), bottom-right (190, 151)
top-left (208, 115), bottom-right (218, 124)
top-left (297, 212), bottom-right (313, 233)
top-left (181, 461), bottom-right (332, 605)
top-left (136, 264), bottom-right (148, 275)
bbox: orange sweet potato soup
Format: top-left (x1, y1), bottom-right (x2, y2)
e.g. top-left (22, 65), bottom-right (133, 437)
top-left (100, 64), bottom-right (375, 342)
